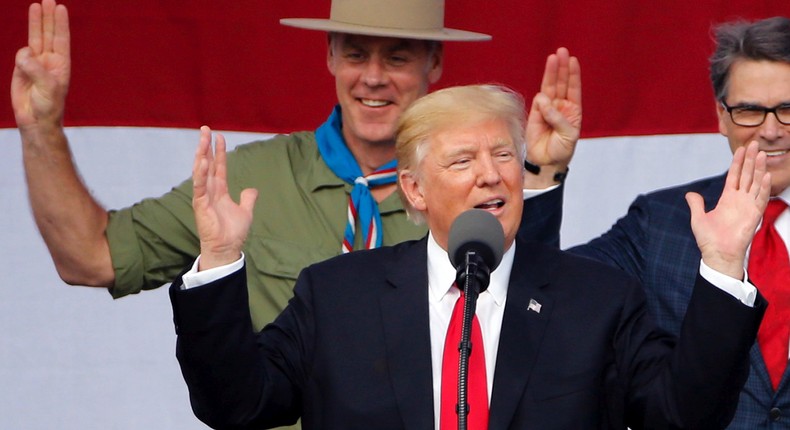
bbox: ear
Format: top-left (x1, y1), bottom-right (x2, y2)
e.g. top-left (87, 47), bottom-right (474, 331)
top-left (716, 101), bottom-right (729, 136)
top-left (326, 35), bottom-right (337, 76)
top-left (398, 169), bottom-right (427, 212)
top-left (427, 44), bottom-right (444, 84)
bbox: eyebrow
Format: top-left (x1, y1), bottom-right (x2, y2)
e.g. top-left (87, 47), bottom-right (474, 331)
top-left (728, 101), bottom-right (790, 108)
top-left (442, 138), bottom-right (515, 158)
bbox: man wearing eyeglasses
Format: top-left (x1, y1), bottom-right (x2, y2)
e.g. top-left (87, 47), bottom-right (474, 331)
top-left (527, 16), bottom-right (790, 428)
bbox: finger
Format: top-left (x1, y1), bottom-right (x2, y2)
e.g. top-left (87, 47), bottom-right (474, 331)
top-left (554, 47), bottom-right (570, 100)
top-left (214, 132), bottom-right (229, 193)
top-left (239, 188), bottom-right (259, 215)
top-left (42, 0), bottom-right (56, 53)
top-left (193, 126), bottom-right (212, 200)
top-left (757, 172), bottom-right (772, 211)
top-left (204, 128), bottom-right (216, 187)
top-left (53, 4), bottom-right (70, 59)
top-left (28, 3), bottom-right (43, 55)
top-left (540, 52), bottom-right (558, 99)
top-left (738, 141), bottom-right (759, 192)
top-left (723, 144), bottom-right (746, 191)
top-left (749, 150), bottom-right (768, 197)
top-left (567, 55), bottom-right (582, 106)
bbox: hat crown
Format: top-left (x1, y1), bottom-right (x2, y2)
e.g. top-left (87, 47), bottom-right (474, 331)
top-left (280, 0), bottom-right (490, 42)
top-left (330, 0), bottom-right (444, 31)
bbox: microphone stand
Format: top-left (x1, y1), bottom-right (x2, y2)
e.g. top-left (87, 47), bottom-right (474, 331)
top-left (455, 250), bottom-right (491, 430)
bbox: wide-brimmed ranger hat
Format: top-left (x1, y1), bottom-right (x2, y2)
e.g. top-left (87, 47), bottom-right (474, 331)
top-left (280, 0), bottom-right (491, 42)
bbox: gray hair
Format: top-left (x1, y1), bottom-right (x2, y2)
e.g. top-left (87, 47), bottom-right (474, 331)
top-left (395, 84), bottom-right (527, 223)
top-left (710, 16), bottom-right (790, 101)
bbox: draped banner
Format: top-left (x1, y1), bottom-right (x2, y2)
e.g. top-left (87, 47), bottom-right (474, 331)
top-left (2, 0), bottom-right (789, 135)
top-left (1, 1), bottom-right (789, 429)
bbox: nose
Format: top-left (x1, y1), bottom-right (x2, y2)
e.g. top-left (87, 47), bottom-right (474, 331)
top-left (475, 155), bottom-right (502, 187)
top-left (361, 57), bottom-right (388, 87)
top-left (759, 111), bottom-right (787, 141)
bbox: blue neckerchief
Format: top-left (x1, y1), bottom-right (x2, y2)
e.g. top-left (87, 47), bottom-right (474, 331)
top-left (315, 105), bottom-right (397, 251)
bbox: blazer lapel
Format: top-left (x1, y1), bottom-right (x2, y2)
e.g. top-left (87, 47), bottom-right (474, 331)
top-left (489, 240), bottom-right (557, 430)
top-left (380, 238), bottom-right (435, 429)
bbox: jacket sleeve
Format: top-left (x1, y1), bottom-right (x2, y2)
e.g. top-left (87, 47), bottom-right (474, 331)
top-left (170, 263), bottom-right (308, 429)
top-left (518, 184), bottom-right (563, 248)
top-left (618, 274), bottom-right (765, 429)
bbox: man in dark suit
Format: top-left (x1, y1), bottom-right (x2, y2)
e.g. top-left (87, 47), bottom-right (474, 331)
top-left (531, 17), bottom-right (790, 428)
top-left (170, 84), bottom-right (769, 429)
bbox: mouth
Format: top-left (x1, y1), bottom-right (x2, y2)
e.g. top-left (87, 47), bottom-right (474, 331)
top-left (765, 149), bottom-right (789, 157)
top-left (474, 199), bottom-right (505, 211)
top-left (359, 98), bottom-right (392, 108)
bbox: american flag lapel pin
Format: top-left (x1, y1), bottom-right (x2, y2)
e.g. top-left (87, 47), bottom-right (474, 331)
top-left (528, 298), bottom-right (542, 314)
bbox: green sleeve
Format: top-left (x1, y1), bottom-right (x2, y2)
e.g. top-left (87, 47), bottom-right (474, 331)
top-left (106, 177), bottom-right (199, 298)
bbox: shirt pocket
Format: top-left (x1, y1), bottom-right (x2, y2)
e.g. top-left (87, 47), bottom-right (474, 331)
top-left (245, 235), bottom-right (339, 281)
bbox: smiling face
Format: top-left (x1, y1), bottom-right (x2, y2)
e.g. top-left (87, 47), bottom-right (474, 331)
top-left (717, 60), bottom-right (790, 196)
top-left (327, 34), bottom-right (443, 150)
top-left (399, 119), bottom-right (524, 251)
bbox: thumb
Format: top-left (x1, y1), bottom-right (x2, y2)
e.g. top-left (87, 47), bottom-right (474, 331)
top-left (14, 48), bottom-right (45, 83)
top-left (530, 93), bottom-right (553, 121)
top-left (685, 191), bottom-right (705, 223)
top-left (239, 188), bottom-right (259, 214)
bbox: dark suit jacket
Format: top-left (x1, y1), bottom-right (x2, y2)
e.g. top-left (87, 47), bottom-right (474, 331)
top-left (171, 236), bottom-right (764, 430)
top-left (565, 174), bottom-right (788, 428)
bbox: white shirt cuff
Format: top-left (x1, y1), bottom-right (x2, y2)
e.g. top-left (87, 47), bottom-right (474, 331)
top-left (522, 184), bottom-right (559, 200)
top-left (181, 253), bottom-right (245, 290)
top-left (699, 259), bottom-right (756, 307)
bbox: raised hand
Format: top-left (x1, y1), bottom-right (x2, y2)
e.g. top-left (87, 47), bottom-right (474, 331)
top-left (686, 141), bottom-right (771, 279)
top-left (525, 47), bottom-right (582, 171)
top-left (193, 126), bottom-right (259, 271)
top-left (12, 0), bottom-right (71, 130)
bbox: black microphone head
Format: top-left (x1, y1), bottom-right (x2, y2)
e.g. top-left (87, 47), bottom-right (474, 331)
top-left (447, 209), bottom-right (505, 271)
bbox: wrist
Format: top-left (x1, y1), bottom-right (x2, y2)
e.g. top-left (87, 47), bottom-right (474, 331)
top-left (523, 160), bottom-right (569, 187)
top-left (198, 244), bottom-right (243, 272)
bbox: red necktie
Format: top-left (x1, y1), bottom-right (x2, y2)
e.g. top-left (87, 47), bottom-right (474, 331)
top-left (750, 199), bottom-right (790, 391)
top-left (440, 286), bottom-right (489, 430)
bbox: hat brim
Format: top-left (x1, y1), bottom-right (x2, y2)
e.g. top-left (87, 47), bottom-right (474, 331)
top-left (280, 18), bottom-right (491, 41)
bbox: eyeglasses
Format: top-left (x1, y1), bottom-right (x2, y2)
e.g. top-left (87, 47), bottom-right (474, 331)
top-left (720, 100), bottom-right (790, 127)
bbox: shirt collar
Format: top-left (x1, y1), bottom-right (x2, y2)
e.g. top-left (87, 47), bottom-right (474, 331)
top-left (776, 187), bottom-right (790, 207)
top-left (427, 231), bottom-right (514, 306)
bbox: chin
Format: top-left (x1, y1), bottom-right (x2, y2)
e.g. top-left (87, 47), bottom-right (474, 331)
top-left (359, 127), bottom-right (397, 145)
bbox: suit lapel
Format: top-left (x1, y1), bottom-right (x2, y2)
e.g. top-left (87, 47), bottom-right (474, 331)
top-left (380, 238), bottom-right (435, 429)
top-left (489, 240), bottom-right (558, 430)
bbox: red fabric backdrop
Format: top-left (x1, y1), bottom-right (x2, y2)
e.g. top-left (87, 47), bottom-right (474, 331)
top-left (2, 1), bottom-right (789, 137)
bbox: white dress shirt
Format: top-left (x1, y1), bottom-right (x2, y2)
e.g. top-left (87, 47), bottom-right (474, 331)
top-left (426, 232), bottom-right (513, 430)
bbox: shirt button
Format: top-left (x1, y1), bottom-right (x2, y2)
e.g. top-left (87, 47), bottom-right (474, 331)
top-left (770, 407), bottom-right (782, 421)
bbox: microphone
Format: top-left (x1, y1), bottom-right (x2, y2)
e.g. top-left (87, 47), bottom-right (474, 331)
top-left (446, 209), bottom-right (505, 430)
top-left (448, 209), bottom-right (506, 289)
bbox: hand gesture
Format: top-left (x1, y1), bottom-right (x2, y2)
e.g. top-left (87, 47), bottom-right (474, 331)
top-left (686, 141), bottom-right (771, 279)
top-left (193, 126), bottom-right (259, 271)
top-left (12, 0), bottom-right (71, 130)
top-left (525, 47), bottom-right (582, 169)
